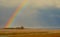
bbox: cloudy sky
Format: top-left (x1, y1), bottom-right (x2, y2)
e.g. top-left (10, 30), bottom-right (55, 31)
top-left (0, 0), bottom-right (60, 28)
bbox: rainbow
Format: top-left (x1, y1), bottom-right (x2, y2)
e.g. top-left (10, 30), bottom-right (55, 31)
top-left (5, 0), bottom-right (28, 28)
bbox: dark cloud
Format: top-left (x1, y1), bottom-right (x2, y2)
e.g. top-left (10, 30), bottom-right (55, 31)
top-left (37, 7), bottom-right (60, 28)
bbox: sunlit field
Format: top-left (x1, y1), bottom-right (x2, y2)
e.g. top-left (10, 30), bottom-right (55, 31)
top-left (0, 29), bottom-right (60, 37)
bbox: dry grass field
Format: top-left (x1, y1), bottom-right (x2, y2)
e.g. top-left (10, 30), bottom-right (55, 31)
top-left (0, 29), bottom-right (60, 37)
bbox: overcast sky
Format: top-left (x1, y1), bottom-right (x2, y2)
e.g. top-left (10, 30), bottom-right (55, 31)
top-left (0, 0), bottom-right (60, 28)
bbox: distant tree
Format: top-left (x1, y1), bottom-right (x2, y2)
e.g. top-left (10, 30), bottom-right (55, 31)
top-left (20, 26), bottom-right (24, 29)
top-left (16, 27), bottom-right (20, 29)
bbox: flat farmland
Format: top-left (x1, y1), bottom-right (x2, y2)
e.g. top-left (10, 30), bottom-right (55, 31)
top-left (0, 29), bottom-right (60, 37)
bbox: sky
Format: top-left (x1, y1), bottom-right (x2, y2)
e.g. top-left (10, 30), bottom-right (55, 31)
top-left (0, 0), bottom-right (60, 28)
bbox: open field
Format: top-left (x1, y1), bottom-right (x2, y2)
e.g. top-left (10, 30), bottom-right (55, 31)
top-left (0, 29), bottom-right (60, 37)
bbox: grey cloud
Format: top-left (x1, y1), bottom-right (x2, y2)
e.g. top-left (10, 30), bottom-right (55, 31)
top-left (0, 6), bottom-right (16, 28)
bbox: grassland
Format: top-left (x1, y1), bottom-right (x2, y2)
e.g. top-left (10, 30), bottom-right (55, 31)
top-left (0, 29), bottom-right (60, 37)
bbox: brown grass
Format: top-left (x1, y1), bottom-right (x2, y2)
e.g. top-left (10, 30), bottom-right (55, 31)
top-left (0, 29), bottom-right (60, 37)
